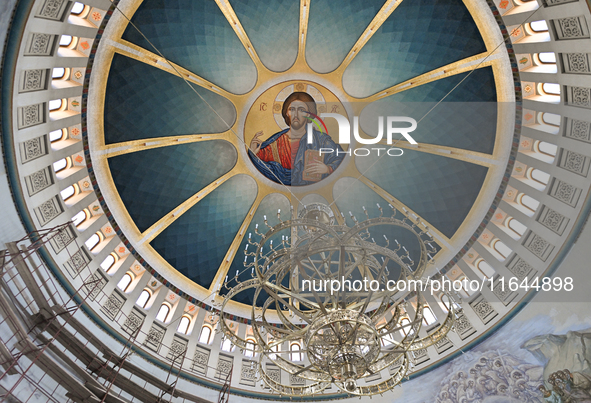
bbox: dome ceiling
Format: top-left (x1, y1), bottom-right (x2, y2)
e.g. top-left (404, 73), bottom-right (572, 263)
top-left (89, 0), bottom-right (515, 311)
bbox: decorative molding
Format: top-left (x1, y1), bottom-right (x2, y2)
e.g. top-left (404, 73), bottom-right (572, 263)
top-left (434, 336), bottom-right (454, 354)
top-left (101, 290), bottom-right (125, 321)
top-left (240, 359), bottom-right (257, 387)
top-left (543, 0), bottom-right (578, 6)
top-left (565, 119), bottom-right (591, 143)
top-left (264, 363), bottom-right (280, 389)
top-left (24, 166), bottom-right (53, 196)
top-left (548, 178), bottom-right (582, 207)
top-left (63, 249), bottom-right (91, 278)
top-left (23, 33), bottom-right (56, 56)
top-left (552, 16), bottom-right (590, 40)
top-left (453, 313), bottom-right (476, 340)
top-left (566, 86), bottom-right (591, 109)
top-left (17, 103), bottom-right (45, 129)
top-left (49, 224), bottom-right (77, 254)
top-left (19, 135), bottom-right (48, 163)
top-left (522, 231), bottom-right (554, 261)
top-left (506, 255), bottom-right (537, 281)
top-left (192, 345), bottom-right (210, 376)
top-left (562, 53), bottom-right (591, 74)
top-left (122, 307), bottom-right (145, 335)
top-left (411, 348), bottom-right (430, 366)
top-left (215, 354), bottom-right (233, 381)
top-left (34, 195), bottom-right (63, 226)
top-left (19, 69), bottom-right (49, 92)
top-left (557, 149), bottom-right (590, 176)
top-left (489, 274), bottom-right (518, 306)
top-left (167, 335), bottom-right (188, 362)
top-left (83, 270), bottom-right (108, 302)
top-left (144, 323), bottom-right (166, 352)
top-left (35, 0), bottom-right (70, 20)
top-left (469, 294), bottom-right (498, 324)
top-left (290, 373), bottom-right (305, 386)
top-left (536, 205), bottom-right (570, 235)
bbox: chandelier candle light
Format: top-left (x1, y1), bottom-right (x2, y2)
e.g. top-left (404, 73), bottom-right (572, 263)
top-left (219, 204), bottom-right (459, 397)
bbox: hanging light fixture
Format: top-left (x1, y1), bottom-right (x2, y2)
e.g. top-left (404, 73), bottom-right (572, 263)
top-left (219, 203), bottom-right (457, 397)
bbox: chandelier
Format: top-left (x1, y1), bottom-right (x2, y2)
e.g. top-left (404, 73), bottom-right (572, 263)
top-left (218, 203), bottom-right (457, 397)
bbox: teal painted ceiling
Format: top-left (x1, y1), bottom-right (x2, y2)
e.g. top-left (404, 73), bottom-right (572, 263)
top-left (103, 0), bottom-right (503, 305)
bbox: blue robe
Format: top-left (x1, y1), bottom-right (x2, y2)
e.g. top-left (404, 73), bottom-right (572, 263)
top-left (248, 128), bottom-right (345, 186)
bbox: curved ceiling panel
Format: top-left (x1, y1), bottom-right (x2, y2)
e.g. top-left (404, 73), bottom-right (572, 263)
top-left (359, 67), bottom-right (498, 154)
top-left (104, 55), bottom-right (236, 144)
top-left (342, 0), bottom-right (487, 98)
top-left (355, 150), bottom-right (488, 238)
top-left (230, 0), bottom-right (299, 72)
top-left (222, 192), bottom-right (291, 306)
top-left (333, 178), bottom-right (441, 275)
top-left (121, 0), bottom-right (257, 94)
top-left (108, 140), bottom-right (237, 233)
top-left (151, 174), bottom-right (258, 288)
top-left (306, 0), bottom-right (385, 74)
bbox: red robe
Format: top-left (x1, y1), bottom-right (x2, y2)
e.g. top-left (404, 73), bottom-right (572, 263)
top-left (256, 133), bottom-right (299, 169)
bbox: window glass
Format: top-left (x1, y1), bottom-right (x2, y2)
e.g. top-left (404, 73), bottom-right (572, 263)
top-left (156, 304), bottom-right (170, 322)
top-left (541, 112), bottom-right (560, 127)
top-left (538, 52), bottom-right (556, 64)
top-left (49, 129), bottom-right (64, 142)
top-left (72, 210), bottom-right (86, 226)
top-left (529, 20), bottom-right (548, 32)
top-left (178, 316), bottom-right (191, 335)
top-left (269, 344), bottom-right (280, 360)
top-left (423, 306), bottom-right (437, 326)
top-left (85, 233), bottom-right (100, 250)
top-left (52, 68), bottom-right (65, 79)
top-left (477, 260), bottom-right (495, 278)
top-left (244, 340), bottom-right (256, 358)
top-left (199, 326), bottom-right (212, 344)
top-left (49, 99), bottom-right (63, 111)
top-left (537, 141), bottom-right (557, 157)
top-left (290, 343), bottom-right (302, 361)
top-left (508, 218), bottom-right (527, 237)
top-left (380, 328), bottom-right (395, 346)
top-left (520, 194), bottom-right (540, 212)
top-left (100, 254), bottom-right (116, 271)
top-left (531, 168), bottom-right (550, 185)
top-left (399, 317), bottom-right (411, 337)
top-left (60, 185), bottom-right (75, 201)
top-left (136, 290), bottom-right (151, 308)
top-left (221, 338), bottom-right (234, 352)
top-left (493, 240), bottom-right (512, 259)
top-left (117, 273), bottom-right (132, 291)
top-left (59, 35), bottom-right (73, 47)
top-left (71, 2), bottom-right (85, 14)
top-left (53, 158), bottom-right (67, 172)
top-left (542, 83), bottom-right (560, 95)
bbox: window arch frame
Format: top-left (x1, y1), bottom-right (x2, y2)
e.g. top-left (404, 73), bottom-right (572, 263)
top-left (60, 185), bottom-right (77, 201)
top-left (177, 315), bottom-right (192, 335)
top-left (528, 20), bottom-right (549, 33)
top-left (507, 218), bottom-right (527, 238)
top-left (117, 272), bottom-right (134, 293)
top-left (518, 193), bottom-right (540, 214)
top-left (289, 342), bottom-right (302, 362)
top-left (492, 239), bottom-right (512, 260)
top-left (155, 303), bottom-right (171, 323)
top-left (528, 167), bottom-right (551, 186)
top-left (198, 325), bottom-right (213, 345)
top-left (84, 232), bottom-right (101, 251)
top-left (53, 157), bottom-right (69, 173)
top-left (136, 289), bottom-right (151, 309)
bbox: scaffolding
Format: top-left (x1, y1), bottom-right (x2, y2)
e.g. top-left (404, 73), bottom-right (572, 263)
top-left (0, 224), bottom-right (227, 403)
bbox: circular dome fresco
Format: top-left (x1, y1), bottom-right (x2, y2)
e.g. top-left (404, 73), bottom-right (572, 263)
top-left (86, 0), bottom-right (517, 315)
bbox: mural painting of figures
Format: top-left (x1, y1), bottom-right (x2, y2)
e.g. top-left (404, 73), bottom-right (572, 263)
top-left (248, 91), bottom-right (345, 186)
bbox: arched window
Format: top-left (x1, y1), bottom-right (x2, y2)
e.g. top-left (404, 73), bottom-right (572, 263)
top-left (60, 185), bottom-right (76, 201)
top-left (49, 129), bottom-right (65, 142)
top-left (244, 339), bottom-right (256, 358)
top-left (52, 67), bottom-right (65, 79)
top-left (422, 306), bottom-right (437, 326)
top-left (508, 218), bottom-right (527, 238)
top-left (519, 194), bottom-right (540, 213)
top-left (84, 233), bottom-right (100, 251)
top-left (529, 20), bottom-right (548, 32)
top-left (537, 52), bottom-right (556, 64)
top-left (493, 240), bottom-right (512, 259)
top-left (71, 210), bottom-right (87, 227)
top-left (541, 83), bottom-right (560, 96)
top-left (535, 141), bottom-right (557, 157)
top-left (269, 343), bottom-right (281, 360)
top-left (53, 158), bottom-right (68, 172)
top-left (198, 325), bottom-right (212, 344)
top-left (136, 289), bottom-right (151, 308)
top-left (49, 99), bottom-right (64, 112)
top-left (177, 315), bottom-right (191, 335)
top-left (541, 112), bottom-right (560, 127)
top-left (156, 304), bottom-right (170, 322)
top-left (117, 273), bottom-right (133, 292)
top-left (476, 260), bottom-right (495, 279)
top-left (100, 254), bottom-right (117, 272)
top-left (290, 343), bottom-right (302, 361)
top-left (70, 2), bottom-right (85, 14)
top-left (59, 35), bottom-right (73, 47)
top-left (530, 168), bottom-right (550, 186)
top-left (221, 338), bottom-right (234, 352)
